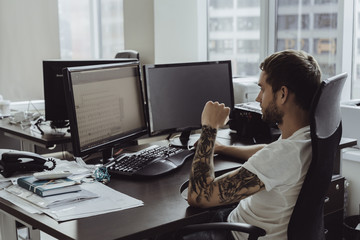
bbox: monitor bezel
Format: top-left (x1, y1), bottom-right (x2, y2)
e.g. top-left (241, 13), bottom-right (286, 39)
top-left (43, 58), bottom-right (138, 128)
top-left (143, 60), bottom-right (234, 138)
top-left (63, 61), bottom-right (148, 158)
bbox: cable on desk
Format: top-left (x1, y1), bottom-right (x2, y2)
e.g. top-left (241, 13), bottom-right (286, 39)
top-left (94, 166), bottom-right (110, 184)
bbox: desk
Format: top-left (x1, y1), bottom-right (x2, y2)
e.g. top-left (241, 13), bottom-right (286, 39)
top-left (0, 118), bottom-right (71, 151)
top-left (0, 150), bottom-right (240, 240)
top-left (0, 131), bottom-right (356, 240)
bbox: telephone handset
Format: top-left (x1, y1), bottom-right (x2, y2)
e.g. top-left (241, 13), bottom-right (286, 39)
top-left (0, 149), bottom-right (56, 178)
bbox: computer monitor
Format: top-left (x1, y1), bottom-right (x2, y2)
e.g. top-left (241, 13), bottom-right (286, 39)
top-left (43, 59), bottom-right (137, 128)
top-left (143, 60), bottom-right (234, 147)
top-left (63, 62), bottom-right (147, 161)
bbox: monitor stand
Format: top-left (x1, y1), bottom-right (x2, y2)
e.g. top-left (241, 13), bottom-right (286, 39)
top-left (101, 140), bottom-right (138, 163)
top-left (102, 148), bottom-right (114, 163)
top-left (170, 130), bottom-right (198, 149)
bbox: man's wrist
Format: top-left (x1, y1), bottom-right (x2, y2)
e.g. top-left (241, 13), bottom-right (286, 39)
top-left (201, 125), bottom-right (217, 135)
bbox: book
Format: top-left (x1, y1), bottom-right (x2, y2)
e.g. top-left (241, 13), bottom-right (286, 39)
top-left (17, 176), bottom-right (81, 197)
top-left (5, 184), bottom-right (98, 208)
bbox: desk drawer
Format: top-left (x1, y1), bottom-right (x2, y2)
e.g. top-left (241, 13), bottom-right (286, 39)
top-left (324, 209), bottom-right (344, 240)
top-left (324, 176), bottom-right (344, 215)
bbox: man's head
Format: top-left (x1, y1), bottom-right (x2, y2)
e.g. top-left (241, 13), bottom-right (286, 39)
top-left (259, 50), bottom-right (321, 111)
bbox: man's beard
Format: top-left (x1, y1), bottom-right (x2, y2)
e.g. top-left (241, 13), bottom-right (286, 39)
top-left (262, 97), bottom-right (284, 125)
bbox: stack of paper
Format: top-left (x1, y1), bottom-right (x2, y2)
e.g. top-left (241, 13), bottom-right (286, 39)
top-left (44, 181), bottom-right (144, 221)
top-left (0, 157), bottom-right (144, 222)
top-left (5, 184), bottom-right (98, 208)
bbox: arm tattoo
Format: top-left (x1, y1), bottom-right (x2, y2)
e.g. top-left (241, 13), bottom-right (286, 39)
top-left (217, 167), bottom-right (265, 204)
top-left (189, 126), bottom-right (265, 205)
top-left (189, 125), bottom-right (217, 203)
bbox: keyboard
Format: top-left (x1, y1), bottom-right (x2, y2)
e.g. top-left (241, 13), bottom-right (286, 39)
top-left (105, 145), bottom-right (194, 177)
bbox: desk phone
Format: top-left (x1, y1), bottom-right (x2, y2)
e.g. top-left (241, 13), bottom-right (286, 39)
top-left (0, 149), bottom-right (56, 177)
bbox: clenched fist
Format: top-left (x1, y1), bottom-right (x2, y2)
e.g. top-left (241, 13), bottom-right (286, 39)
top-left (201, 101), bottom-right (230, 129)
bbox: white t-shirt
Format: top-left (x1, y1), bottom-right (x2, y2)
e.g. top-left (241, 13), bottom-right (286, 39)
top-left (227, 126), bottom-right (312, 240)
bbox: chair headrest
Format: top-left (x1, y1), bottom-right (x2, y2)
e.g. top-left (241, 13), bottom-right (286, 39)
top-left (311, 72), bottom-right (347, 139)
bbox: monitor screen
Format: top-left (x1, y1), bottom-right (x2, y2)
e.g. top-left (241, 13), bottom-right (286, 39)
top-left (43, 59), bottom-right (137, 128)
top-left (63, 62), bottom-right (147, 160)
top-left (143, 60), bottom-right (234, 147)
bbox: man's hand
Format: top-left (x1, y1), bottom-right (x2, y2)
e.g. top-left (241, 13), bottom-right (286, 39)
top-left (201, 101), bottom-right (230, 129)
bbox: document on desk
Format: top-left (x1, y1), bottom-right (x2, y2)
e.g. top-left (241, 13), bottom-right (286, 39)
top-left (5, 184), bottom-right (98, 208)
top-left (0, 181), bottom-right (144, 222)
top-left (43, 181), bottom-right (144, 221)
top-left (0, 158), bottom-right (143, 222)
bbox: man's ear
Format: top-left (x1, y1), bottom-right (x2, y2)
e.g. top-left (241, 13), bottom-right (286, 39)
top-left (279, 86), bottom-right (289, 104)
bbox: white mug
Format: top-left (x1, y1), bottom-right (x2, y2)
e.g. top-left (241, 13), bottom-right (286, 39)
top-left (0, 100), bottom-right (11, 116)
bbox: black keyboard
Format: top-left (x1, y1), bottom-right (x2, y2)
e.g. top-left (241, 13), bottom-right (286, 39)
top-left (105, 145), bottom-right (194, 177)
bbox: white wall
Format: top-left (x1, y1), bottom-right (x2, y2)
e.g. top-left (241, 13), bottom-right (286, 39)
top-left (123, 0), bottom-right (206, 65)
top-left (154, 0), bottom-right (206, 63)
top-left (0, 0), bottom-right (60, 101)
top-left (123, 0), bottom-right (155, 65)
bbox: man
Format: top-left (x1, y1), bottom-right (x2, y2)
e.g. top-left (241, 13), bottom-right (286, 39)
top-left (187, 50), bottom-right (322, 239)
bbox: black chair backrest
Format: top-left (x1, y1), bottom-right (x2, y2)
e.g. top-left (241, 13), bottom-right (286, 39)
top-left (115, 50), bottom-right (140, 60)
top-left (287, 72), bottom-right (348, 240)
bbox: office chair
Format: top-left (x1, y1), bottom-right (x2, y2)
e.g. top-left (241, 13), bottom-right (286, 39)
top-left (287, 72), bottom-right (347, 240)
top-left (175, 72), bottom-right (348, 240)
top-left (114, 50), bottom-right (140, 60)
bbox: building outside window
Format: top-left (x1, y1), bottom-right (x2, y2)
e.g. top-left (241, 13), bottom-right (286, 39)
top-left (276, 0), bottom-right (339, 80)
top-left (207, 0), bottom-right (342, 86)
top-left (58, 0), bottom-right (124, 59)
top-left (208, 0), bottom-right (261, 77)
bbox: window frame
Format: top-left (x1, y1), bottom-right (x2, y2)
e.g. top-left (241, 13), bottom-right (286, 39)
top-left (205, 0), bottom-right (354, 101)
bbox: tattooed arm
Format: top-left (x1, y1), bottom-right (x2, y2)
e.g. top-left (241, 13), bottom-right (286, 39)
top-left (187, 101), bottom-right (265, 208)
top-left (215, 142), bottom-right (267, 161)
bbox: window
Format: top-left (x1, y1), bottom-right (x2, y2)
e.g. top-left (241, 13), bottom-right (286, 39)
top-left (237, 0), bottom-right (260, 8)
top-left (209, 17), bottom-right (234, 32)
top-left (207, 0), bottom-right (261, 77)
top-left (237, 17), bottom-right (260, 31)
top-left (207, 0), bottom-right (344, 78)
top-left (314, 13), bottom-right (337, 29)
top-left (278, 0), bottom-right (310, 6)
top-left (209, 0), bottom-right (234, 9)
top-left (237, 40), bottom-right (260, 53)
top-left (275, 0), bottom-right (339, 80)
top-left (58, 0), bottom-right (124, 59)
top-left (277, 14), bottom-right (310, 30)
top-left (353, 0), bottom-right (360, 98)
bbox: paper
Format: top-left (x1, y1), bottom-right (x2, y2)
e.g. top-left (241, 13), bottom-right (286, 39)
top-left (42, 181), bottom-right (143, 221)
top-left (1, 181), bottom-right (143, 221)
top-left (0, 157), bottom-right (143, 222)
top-left (5, 184), bottom-right (98, 208)
top-left (0, 189), bottom-right (43, 214)
top-left (355, 223), bottom-right (360, 231)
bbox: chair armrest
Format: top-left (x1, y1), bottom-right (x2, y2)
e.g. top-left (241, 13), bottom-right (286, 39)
top-left (175, 222), bottom-right (266, 240)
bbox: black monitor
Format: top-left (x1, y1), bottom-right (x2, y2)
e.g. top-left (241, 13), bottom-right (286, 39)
top-left (143, 60), bottom-right (234, 147)
top-left (63, 62), bottom-right (147, 161)
top-left (43, 59), bottom-right (137, 128)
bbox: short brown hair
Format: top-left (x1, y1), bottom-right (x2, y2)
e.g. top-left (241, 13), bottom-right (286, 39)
top-left (260, 50), bottom-right (321, 110)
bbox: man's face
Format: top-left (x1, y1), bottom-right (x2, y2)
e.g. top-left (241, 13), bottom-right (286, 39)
top-left (256, 72), bottom-right (284, 124)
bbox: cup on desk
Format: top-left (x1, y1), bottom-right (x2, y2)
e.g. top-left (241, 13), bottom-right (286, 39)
top-left (0, 100), bottom-right (10, 117)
